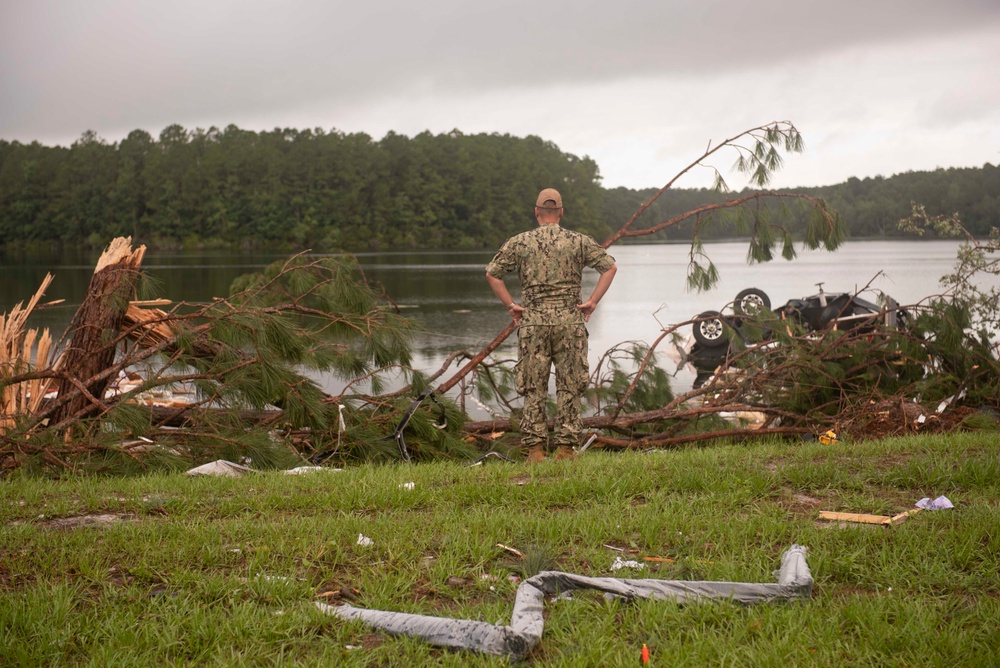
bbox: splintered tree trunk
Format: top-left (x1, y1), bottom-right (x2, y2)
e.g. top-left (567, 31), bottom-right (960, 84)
top-left (52, 238), bottom-right (146, 425)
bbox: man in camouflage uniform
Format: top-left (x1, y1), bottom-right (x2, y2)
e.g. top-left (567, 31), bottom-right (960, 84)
top-left (486, 188), bottom-right (618, 463)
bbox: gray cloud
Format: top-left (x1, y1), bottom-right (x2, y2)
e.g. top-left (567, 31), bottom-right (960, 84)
top-left (1, 0), bottom-right (998, 187)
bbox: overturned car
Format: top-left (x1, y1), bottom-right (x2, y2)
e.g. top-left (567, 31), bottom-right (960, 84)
top-left (686, 284), bottom-right (909, 383)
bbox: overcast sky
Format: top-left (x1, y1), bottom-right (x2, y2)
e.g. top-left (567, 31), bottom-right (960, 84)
top-left (2, 0), bottom-right (999, 189)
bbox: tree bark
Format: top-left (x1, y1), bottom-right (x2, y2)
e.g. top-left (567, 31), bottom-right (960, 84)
top-left (51, 239), bottom-right (146, 425)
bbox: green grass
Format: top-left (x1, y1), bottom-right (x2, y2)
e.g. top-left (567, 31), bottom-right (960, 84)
top-left (2, 433), bottom-right (999, 666)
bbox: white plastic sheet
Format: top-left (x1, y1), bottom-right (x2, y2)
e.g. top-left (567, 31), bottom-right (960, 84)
top-left (317, 544), bottom-right (813, 660)
top-left (915, 495), bottom-right (954, 510)
top-left (185, 460), bottom-right (255, 477)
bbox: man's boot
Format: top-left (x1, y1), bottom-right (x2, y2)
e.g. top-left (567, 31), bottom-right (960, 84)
top-left (554, 445), bottom-right (577, 461)
top-left (525, 444), bottom-right (546, 464)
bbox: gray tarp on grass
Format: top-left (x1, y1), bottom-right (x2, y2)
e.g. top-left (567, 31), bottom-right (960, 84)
top-left (316, 544), bottom-right (813, 660)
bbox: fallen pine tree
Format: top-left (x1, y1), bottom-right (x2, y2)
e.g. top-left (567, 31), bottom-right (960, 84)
top-left (2, 123), bottom-right (997, 474)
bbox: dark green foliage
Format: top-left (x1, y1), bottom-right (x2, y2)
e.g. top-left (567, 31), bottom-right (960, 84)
top-left (602, 186), bottom-right (728, 243)
top-left (686, 216), bottom-right (999, 435)
top-left (328, 395), bottom-right (476, 464)
top-left (0, 127), bottom-right (607, 252)
top-left (717, 301), bottom-right (998, 427)
top-left (686, 238), bottom-right (721, 292)
top-left (907, 301), bottom-right (1000, 406)
top-left (0, 253), bottom-right (467, 474)
top-left (588, 342), bottom-right (682, 437)
top-left (228, 254), bottom-right (415, 375)
top-left (146, 255), bottom-right (421, 440)
top-left (602, 165), bottom-right (998, 243)
top-left (613, 355), bottom-right (675, 415)
top-left (959, 411), bottom-right (1000, 431)
top-left (2, 129), bottom-right (996, 252)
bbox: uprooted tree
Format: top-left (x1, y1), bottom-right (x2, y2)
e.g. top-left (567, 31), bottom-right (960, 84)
top-left (2, 121), bottom-right (997, 473)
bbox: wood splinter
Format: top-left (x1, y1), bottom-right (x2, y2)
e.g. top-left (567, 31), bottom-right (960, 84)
top-left (818, 508), bottom-right (922, 526)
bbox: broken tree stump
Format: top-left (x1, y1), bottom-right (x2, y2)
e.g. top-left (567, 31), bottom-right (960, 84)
top-left (51, 238), bottom-right (146, 425)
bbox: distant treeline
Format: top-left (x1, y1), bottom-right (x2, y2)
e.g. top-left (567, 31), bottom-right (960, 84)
top-left (603, 166), bottom-right (1000, 242)
top-left (1, 125), bottom-right (997, 253)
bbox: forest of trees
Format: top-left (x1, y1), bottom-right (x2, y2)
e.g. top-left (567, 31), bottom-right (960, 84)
top-left (602, 166), bottom-right (1000, 243)
top-left (0, 125), bottom-right (997, 253)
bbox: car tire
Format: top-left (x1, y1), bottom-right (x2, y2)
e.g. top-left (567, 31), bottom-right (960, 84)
top-left (734, 288), bottom-right (771, 316)
top-left (692, 310), bottom-right (730, 347)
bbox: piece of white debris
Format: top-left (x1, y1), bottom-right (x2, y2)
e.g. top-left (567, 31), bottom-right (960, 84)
top-left (915, 495), bottom-right (954, 510)
top-left (283, 466), bottom-right (338, 475)
top-left (186, 460), bottom-right (256, 477)
top-left (610, 556), bottom-right (645, 571)
top-left (356, 534), bottom-right (374, 547)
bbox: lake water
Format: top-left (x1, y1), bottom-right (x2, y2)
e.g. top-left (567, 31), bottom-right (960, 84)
top-left (3, 240), bottom-right (991, 402)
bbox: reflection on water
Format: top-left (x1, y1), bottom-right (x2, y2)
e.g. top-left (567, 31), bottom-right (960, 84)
top-left (3, 240), bottom-right (992, 399)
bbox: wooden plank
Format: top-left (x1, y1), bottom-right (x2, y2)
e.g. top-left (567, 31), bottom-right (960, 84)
top-left (889, 508), bottom-right (922, 525)
top-left (818, 511), bottom-right (891, 525)
top-left (819, 509), bottom-right (924, 526)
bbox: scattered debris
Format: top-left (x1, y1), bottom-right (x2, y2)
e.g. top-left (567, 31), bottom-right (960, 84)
top-left (718, 411), bottom-right (768, 429)
top-left (317, 545), bottom-right (813, 660)
top-left (283, 466), bottom-right (341, 475)
top-left (937, 386), bottom-right (970, 415)
top-left (611, 556), bottom-right (645, 571)
top-left (255, 574), bottom-right (305, 583)
top-left (41, 513), bottom-right (131, 529)
top-left (468, 451), bottom-right (516, 466)
top-left (576, 434), bottom-right (598, 454)
top-left (497, 543), bottom-right (524, 558)
top-left (185, 460), bottom-right (256, 477)
top-left (818, 509), bottom-right (922, 526)
top-left (915, 495), bottom-right (954, 510)
top-left (802, 430), bottom-right (839, 444)
top-left (316, 587), bottom-right (361, 603)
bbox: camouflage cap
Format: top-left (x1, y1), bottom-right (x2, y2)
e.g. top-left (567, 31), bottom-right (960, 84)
top-left (535, 188), bottom-right (563, 209)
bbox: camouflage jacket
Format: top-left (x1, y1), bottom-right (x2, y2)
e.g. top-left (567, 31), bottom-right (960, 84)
top-left (486, 224), bottom-right (615, 326)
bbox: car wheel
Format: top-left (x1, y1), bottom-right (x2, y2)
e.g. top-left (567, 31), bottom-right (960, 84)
top-left (734, 288), bottom-right (771, 316)
top-left (692, 310), bottom-right (730, 346)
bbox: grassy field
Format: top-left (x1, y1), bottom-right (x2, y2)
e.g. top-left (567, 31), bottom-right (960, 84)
top-left (2, 432), bottom-right (999, 667)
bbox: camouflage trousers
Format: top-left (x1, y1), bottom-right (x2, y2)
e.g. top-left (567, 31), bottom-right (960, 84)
top-left (515, 323), bottom-right (589, 449)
